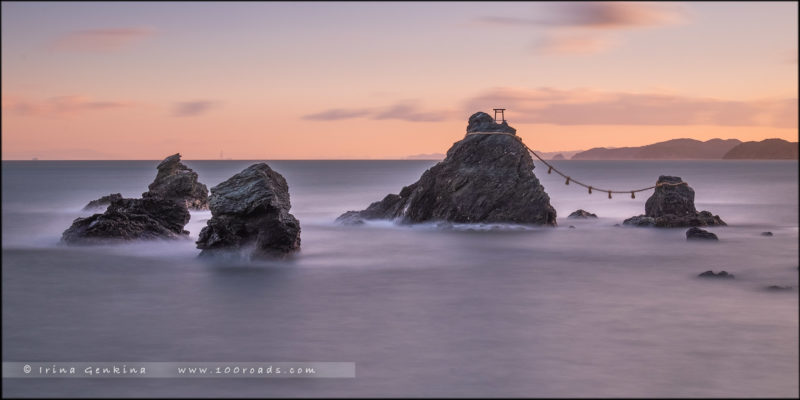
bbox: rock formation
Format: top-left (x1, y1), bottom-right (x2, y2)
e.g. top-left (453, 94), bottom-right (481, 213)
top-left (568, 209), bottom-right (597, 219)
top-left (83, 193), bottom-right (123, 211)
top-left (622, 176), bottom-right (725, 228)
top-left (142, 153), bottom-right (209, 210)
top-left (196, 163), bottom-right (301, 259)
top-left (337, 112), bottom-right (556, 226)
top-left (698, 270), bottom-right (734, 279)
top-left (686, 227), bottom-right (718, 241)
top-left (62, 197), bottom-right (190, 244)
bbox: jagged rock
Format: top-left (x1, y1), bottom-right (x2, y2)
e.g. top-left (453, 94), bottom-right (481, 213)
top-left (698, 270), bottom-right (734, 279)
top-left (83, 193), bottom-right (122, 211)
top-left (62, 197), bottom-right (190, 244)
top-left (196, 163), bottom-right (300, 259)
top-left (623, 176), bottom-right (726, 227)
top-left (336, 112), bottom-right (555, 226)
top-left (761, 231), bottom-right (773, 236)
top-left (466, 111), bottom-right (516, 134)
top-left (568, 209), bottom-right (597, 218)
top-left (686, 227), bottom-right (719, 241)
top-left (142, 153), bottom-right (209, 210)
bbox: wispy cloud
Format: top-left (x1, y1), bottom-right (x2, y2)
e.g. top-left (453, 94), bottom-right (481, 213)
top-left (172, 100), bottom-right (220, 117)
top-left (2, 95), bottom-right (135, 117)
top-left (52, 27), bottom-right (156, 52)
top-left (302, 101), bottom-right (454, 122)
top-left (476, 2), bottom-right (687, 55)
top-left (464, 87), bottom-right (797, 128)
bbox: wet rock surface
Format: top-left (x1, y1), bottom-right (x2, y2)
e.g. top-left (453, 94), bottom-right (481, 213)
top-left (196, 163), bottom-right (301, 259)
top-left (62, 197), bottom-right (190, 244)
top-left (568, 209), bottom-right (597, 219)
top-left (686, 227), bottom-right (719, 241)
top-left (83, 193), bottom-right (123, 211)
top-left (698, 270), bottom-right (734, 279)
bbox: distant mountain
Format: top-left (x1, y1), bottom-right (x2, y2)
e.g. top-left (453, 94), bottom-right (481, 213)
top-left (571, 138), bottom-right (742, 160)
top-left (550, 153), bottom-right (566, 160)
top-left (722, 139), bottom-right (798, 159)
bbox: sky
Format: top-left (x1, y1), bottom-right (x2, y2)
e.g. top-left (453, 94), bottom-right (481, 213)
top-left (1, 1), bottom-right (798, 159)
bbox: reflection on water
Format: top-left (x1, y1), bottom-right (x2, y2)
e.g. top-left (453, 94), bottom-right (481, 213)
top-left (2, 160), bottom-right (798, 397)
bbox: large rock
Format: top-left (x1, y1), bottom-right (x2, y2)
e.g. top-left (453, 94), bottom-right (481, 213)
top-left (686, 227), bottom-right (719, 241)
top-left (623, 176), bottom-right (725, 227)
top-left (196, 163), bottom-right (301, 259)
top-left (83, 193), bottom-right (122, 211)
top-left (62, 197), bottom-right (190, 244)
top-left (336, 112), bottom-right (556, 226)
top-left (142, 153), bottom-right (209, 210)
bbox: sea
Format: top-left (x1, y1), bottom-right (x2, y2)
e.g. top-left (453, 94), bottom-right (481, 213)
top-left (2, 159), bottom-right (798, 397)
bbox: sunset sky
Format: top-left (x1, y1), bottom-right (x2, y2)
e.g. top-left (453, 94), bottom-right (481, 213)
top-left (2, 1), bottom-right (797, 159)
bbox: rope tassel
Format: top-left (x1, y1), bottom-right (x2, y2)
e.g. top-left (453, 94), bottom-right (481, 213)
top-left (588, 186), bottom-right (592, 194)
top-left (631, 192), bottom-right (635, 199)
top-left (608, 191), bottom-right (612, 199)
top-left (547, 166), bottom-right (552, 174)
top-left (565, 177), bottom-right (570, 185)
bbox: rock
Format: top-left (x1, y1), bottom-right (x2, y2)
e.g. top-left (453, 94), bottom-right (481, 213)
top-left (686, 227), bottom-right (719, 241)
top-left (765, 285), bottom-right (793, 291)
top-left (568, 209), bottom-right (597, 218)
top-left (568, 225), bottom-right (576, 229)
top-left (83, 193), bottom-right (123, 211)
top-left (698, 270), bottom-right (734, 279)
top-left (62, 197), bottom-right (190, 244)
top-left (196, 163), bottom-right (300, 259)
top-left (761, 231), bottom-right (773, 236)
top-left (337, 112), bottom-right (556, 226)
top-left (142, 153), bottom-right (209, 210)
top-left (623, 176), bottom-right (726, 227)
top-left (466, 111), bottom-right (516, 134)
top-left (336, 211), bottom-right (365, 226)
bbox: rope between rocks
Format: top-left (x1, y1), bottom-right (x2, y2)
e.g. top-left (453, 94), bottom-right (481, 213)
top-left (466, 131), bottom-right (687, 198)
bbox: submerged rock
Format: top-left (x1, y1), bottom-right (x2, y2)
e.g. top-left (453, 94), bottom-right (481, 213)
top-left (698, 270), bottom-right (734, 279)
top-left (765, 285), bottom-right (793, 291)
top-left (761, 231), bottom-right (774, 236)
top-left (142, 153), bottom-right (209, 210)
top-left (568, 209), bottom-right (597, 219)
top-left (336, 112), bottom-right (556, 226)
top-left (686, 227), bottom-right (719, 241)
top-left (623, 176), bottom-right (725, 228)
top-left (83, 193), bottom-right (123, 211)
top-left (196, 163), bottom-right (301, 259)
top-left (62, 197), bottom-right (190, 244)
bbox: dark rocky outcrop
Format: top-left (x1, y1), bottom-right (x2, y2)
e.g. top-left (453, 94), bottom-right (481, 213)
top-left (142, 153), bottom-right (209, 210)
top-left (336, 112), bottom-right (556, 226)
top-left (722, 138), bottom-right (798, 160)
top-left (83, 193), bottom-right (123, 211)
top-left (686, 227), bottom-right (719, 241)
top-left (698, 270), bottom-right (734, 279)
top-left (568, 209), bottom-right (597, 219)
top-left (623, 176), bottom-right (726, 228)
top-left (196, 163), bottom-right (300, 259)
top-left (466, 111), bottom-right (516, 134)
top-left (62, 197), bottom-right (190, 244)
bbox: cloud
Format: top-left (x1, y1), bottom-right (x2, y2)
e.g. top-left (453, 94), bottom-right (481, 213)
top-left (52, 27), bottom-right (156, 52)
top-left (463, 87), bottom-right (797, 128)
top-left (2, 95), bottom-right (135, 117)
top-left (172, 100), bottom-right (220, 117)
top-left (534, 33), bottom-right (617, 54)
top-left (302, 102), bottom-right (453, 122)
top-left (477, 2), bottom-right (687, 30)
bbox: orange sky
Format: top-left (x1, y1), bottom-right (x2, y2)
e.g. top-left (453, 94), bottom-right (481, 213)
top-left (2, 2), bottom-right (797, 159)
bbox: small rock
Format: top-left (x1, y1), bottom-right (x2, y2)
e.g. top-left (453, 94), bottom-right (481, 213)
top-left (623, 176), bottom-right (725, 228)
top-left (765, 285), bottom-right (792, 291)
top-left (761, 231), bottom-right (773, 236)
top-left (568, 225), bottom-right (576, 229)
top-left (698, 270), bottom-right (734, 279)
top-left (568, 209), bottom-right (597, 219)
top-left (613, 223), bottom-right (621, 227)
top-left (686, 227), bottom-right (718, 241)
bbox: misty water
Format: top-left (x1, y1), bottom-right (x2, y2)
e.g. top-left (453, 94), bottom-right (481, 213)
top-left (2, 159), bottom-right (798, 397)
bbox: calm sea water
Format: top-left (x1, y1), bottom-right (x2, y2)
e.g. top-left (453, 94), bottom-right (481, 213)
top-left (2, 159), bottom-right (798, 397)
